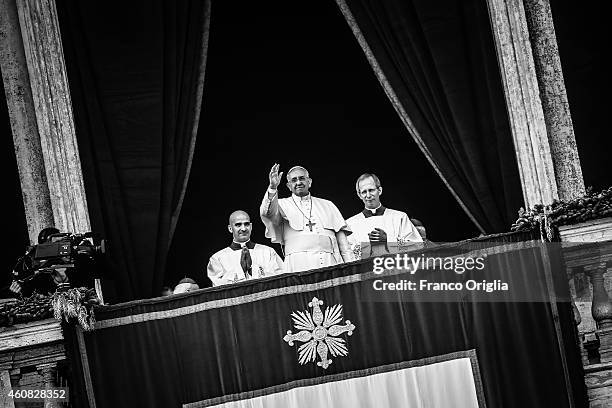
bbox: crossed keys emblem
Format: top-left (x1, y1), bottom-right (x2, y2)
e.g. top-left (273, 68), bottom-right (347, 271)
top-left (283, 297), bottom-right (356, 369)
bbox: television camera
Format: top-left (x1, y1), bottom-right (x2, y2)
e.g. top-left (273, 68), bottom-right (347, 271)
top-left (11, 232), bottom-right (107, 288)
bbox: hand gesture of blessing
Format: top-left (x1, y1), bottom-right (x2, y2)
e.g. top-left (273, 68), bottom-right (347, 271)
top-left (269, 163), bottom-right (283, 190)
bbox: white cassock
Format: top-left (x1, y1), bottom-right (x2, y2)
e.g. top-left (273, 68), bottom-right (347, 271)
top-left (260, 192), bottom-right (352, 273)
top-left (347, 206), bottom-right (422, 258)
top-left (206, 241), bottom-right (284, 286)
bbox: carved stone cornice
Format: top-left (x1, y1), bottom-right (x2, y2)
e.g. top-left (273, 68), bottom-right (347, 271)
top-left (560, 218), bottom-right (612, 273)
top-left (559, 218), bottom-right (612, 244)
top-left (0, 319), bottom-right (65, 382)
top-left (0, 319), bottom-right (63, 352)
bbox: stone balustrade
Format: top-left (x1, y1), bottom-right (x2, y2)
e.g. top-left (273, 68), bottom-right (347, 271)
top-left (559, 217), bottom-right (612, 407)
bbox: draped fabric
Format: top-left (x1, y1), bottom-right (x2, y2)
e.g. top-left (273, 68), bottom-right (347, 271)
top-left (56, 0), bottom-right (211, 301)
top-left (335, 0), bottom-right (523, 233)
top-left (198, 355), bottom-right (482, 408)
top-left (65, 232), bottom-right (586, 408)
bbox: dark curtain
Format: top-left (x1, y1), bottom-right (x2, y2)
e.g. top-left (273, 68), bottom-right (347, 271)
top-left (335, 0), bottom-right (523, 233)
top-left (56, 0), bottom-right (211, 301)
top-left (65, 233), bottom-right (586, 408)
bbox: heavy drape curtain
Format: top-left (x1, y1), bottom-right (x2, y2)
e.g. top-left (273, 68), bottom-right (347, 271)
top-left (62, 231), bottom-right (587, 407)
top-left (335, 0), bottom-right (523, 233)
top-left (56, 0), bottom-right (211, 301)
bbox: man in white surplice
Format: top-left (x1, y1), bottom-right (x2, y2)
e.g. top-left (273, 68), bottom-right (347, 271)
top-left (260, 164), bottom-right (354, 273)
top-left (347, 173), bottom-right (422, 259)
top-left (207, 210), bottom-right (284, 286)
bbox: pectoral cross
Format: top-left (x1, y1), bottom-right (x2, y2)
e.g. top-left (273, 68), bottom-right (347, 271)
top-left (306, 219), bottom-right (316, 231)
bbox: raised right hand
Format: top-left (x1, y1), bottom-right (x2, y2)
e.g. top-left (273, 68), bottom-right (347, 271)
top-left (268, 163), bottom-right (283, 189)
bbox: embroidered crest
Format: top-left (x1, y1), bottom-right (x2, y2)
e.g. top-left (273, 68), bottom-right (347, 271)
top-left (283, 297), bottom-right (356, 369)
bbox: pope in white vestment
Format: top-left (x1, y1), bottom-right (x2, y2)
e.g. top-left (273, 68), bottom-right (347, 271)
top-left (207, 210), bottom-right (284, 286)
top-left (347, 173), bottom-right (422, 259)
top-left (260, 164), bottom-right (354, 273)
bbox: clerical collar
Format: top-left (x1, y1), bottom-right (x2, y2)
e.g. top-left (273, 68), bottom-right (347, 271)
top-left (292, 193), bottom-right (311, 201)
top-left (229, 241), bottom-right (255, 250)
top-left (363, 205), bottom-right (386, 218)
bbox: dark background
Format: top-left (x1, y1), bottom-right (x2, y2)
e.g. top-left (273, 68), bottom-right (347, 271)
top-left (2, 1), bottom-right (608, 293)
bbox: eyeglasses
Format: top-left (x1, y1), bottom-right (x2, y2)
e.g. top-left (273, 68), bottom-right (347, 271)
top-left (289, 176), bottom-right (308, 183)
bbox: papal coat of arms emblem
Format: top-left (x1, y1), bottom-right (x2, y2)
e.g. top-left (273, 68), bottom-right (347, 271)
top-left (283, 297), bottom-right (356, 369)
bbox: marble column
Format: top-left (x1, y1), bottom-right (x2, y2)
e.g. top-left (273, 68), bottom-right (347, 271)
top-left (523, 0), bottom-right (585, 201)
top-left (15, 0), bottom-right (91, 234)
top-left (485, 0), bottom-right (557, 208)
top-left (37, 363), bottom-right (61, 408)
top-left (0, 0), bottom-right (54, 244)
top-left (0, 369), bottom-right (16, 408)
top-left (485, 0), bottom-right (585, 207)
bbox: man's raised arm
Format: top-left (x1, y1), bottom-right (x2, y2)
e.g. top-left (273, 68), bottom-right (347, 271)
top-left (260, 163), bottom-right (284, 225)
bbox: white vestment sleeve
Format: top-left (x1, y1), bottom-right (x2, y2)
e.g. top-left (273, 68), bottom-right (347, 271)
top-left (207, 256), bottom-right (232, 287)
top-left (399, 213), bottom-right (423, 243)
top-left (336, 230), bottom-right (355, 263)
top-left (260, 191), bottom-right (285, 243)
top-left (268, 249), bottom-right (284, 276)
